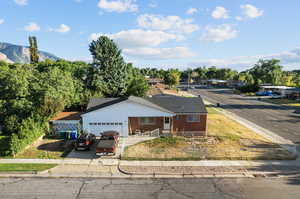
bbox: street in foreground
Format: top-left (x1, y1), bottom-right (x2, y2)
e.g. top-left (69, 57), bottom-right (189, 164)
top-left (0, 177), bottom-right (299, 199)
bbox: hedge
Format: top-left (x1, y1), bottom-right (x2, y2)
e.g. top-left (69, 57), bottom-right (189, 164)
top-left (8, 117), bottom-right (45, 156)
top-left (0, 136), bottom-right (10, 156)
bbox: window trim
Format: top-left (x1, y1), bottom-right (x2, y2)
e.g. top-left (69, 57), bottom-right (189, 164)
top-left (139, 117), bottom-right (156, 125)
top-left (186, 115), bottom-right (200, 123)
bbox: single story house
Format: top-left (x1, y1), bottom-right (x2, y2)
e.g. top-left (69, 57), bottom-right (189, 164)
top-left (259, 85), bottom-right (294, 97)
top-left (146, 77), bottom-right (164, 86)
top-left (50, 112), bottom-right (81, 134)
top-left (81, 95), bottom-right (207, 137)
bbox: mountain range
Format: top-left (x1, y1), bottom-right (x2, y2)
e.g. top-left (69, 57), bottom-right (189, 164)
top-left (0, 42), bottom-right (60, 63)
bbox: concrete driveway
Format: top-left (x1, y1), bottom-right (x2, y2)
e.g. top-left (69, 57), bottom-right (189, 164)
top-left (66, 136), bottom-right (156, 160)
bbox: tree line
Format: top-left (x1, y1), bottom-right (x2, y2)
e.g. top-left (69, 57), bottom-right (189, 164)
top-left (141, 60), bottom-right (300, 89)
top-left (0, 36), bottom-right (149, 156)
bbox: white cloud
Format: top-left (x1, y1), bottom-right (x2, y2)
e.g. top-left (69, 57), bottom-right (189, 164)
top-left (0, 19), bottom-right (4, 24)
top-left (201, 24), bottom-right (237, 42)
top-left (24, 22), bottom-right (40, 32)
top-left (241, 4), bottom-right (264, 19)
top-left (212, 6), bottom-right (229, 19)
top-left (123, 47), bottom-right (196, 60)
top-left (189, 48), bottom-right (300, 71)
top-left (50, 24), bottom-right (71, 33)
top-left (90, 29), bottom-right (182, 48)
top-left (137, 14), bottom-right (199, 34)
top-left (186, 8), bottom-right (198, 15)
top-left (235, 16), bottom-right (243, 21)
top-left (98, 0), bottom-right (138, 13)
top-left (14, 0), bottom-right (27, 6)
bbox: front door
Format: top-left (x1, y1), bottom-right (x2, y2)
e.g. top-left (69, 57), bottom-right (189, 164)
top-left (164, 117), bottom-right (171, 130)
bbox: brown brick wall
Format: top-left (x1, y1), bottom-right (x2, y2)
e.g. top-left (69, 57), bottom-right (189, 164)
top-left (172, 114), bottom-right (207, 136)
top-left (128, 114), bottom-right (207, 136)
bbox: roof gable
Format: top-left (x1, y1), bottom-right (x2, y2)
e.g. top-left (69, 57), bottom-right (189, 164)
top-left (83, 96), bottom-right (174, 115)
top-left (83, 95), bottom-right (207, 115)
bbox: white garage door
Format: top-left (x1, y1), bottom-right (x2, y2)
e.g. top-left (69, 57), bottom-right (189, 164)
top-left (87, 122), bottom-right (125, 136)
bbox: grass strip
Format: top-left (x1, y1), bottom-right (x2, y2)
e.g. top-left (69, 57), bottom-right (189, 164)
top-left (0, 163), bottom-right (57, 172)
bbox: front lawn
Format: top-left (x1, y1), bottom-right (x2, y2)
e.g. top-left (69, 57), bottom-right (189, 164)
top-left (122, 107), bottom-right (295, 160)
top-left (0, 163), bottom-right (57, 172)
top-left (262, 98), bottom-right (300, 107)
top-left (14, 139), bottom-right (74, 159)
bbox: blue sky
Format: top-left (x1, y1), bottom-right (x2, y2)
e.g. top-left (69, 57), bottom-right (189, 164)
top-left (0, 0), bottom-right (300, 71)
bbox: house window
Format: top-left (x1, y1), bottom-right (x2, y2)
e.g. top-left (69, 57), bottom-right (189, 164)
top-left (139, 117), bottom-right (156, 125)
top-left (175, 115), bottom-right (180, 120)
top-left (187, 115), bottom-right (200, 122)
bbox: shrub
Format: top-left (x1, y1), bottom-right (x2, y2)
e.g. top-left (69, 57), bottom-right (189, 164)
top-left (0, 136), bottom-right (10, 156)
top-left (8, 117), bottom-right (45, 156)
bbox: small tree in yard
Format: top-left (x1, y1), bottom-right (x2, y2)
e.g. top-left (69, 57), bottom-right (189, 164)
top-left (164, 69), bottom-right (181, 89)
top-left (89, 36), bottom-right (128, 97)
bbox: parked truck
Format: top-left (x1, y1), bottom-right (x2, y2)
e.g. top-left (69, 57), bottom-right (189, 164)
top-left (95, 131), bottom-right (119, 156)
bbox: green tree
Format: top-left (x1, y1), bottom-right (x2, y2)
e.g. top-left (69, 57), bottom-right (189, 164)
top-left (164, 69), bottom-right (181, 88)
top-left (28, 36), bottom-right (39, 64)
top-left (89, 36), bottom-right (128, 97)
top-left (249, 59), bottom-right (283, 85)
top-left (125, 63), bottom-right (149, 97)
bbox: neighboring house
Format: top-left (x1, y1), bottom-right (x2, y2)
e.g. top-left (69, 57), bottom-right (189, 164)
top-left (259, 85), bottom-right (294, 97)
top-left (50, 112), bottom-right (81, 134)
top-left (81, 95), bottom-right (207, 137)
top-left (146, 77), bottom-right (164, 86)
top-left (207, 79), bottom-right (228, 87)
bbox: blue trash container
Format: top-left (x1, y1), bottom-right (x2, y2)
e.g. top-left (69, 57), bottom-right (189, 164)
top-left (70, 131), bottom-right (78, 140)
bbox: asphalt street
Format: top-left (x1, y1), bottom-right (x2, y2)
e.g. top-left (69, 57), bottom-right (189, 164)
top-left (193, 89), bottom-right (300, 150)
top-left (0, 177), bottom-right (299, 199)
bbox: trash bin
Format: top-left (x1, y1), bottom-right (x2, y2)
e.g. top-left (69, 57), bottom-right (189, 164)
top-left (70, 131), bottom-right (78, 140)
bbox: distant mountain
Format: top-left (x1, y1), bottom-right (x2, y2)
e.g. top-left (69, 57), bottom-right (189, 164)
top-left (0, 42), bottom-right (60, 63)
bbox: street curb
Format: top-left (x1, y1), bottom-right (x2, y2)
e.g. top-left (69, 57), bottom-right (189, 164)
top-left (117, 164), bottom-right (252, 178)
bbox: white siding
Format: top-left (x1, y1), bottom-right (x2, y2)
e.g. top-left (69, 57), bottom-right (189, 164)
top-left (81, 101), bottom-right (174, 137)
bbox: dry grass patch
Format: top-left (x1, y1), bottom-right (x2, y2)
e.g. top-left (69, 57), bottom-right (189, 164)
top-left (123, 107), bottom-right (295, 160)
top-left (15, 139), bottom-right (74, 159)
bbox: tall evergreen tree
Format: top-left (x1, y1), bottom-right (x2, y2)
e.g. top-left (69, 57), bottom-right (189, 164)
top-left (89, 36), bottom-right (128, 97)
top-left (28, 36), bottom-right (39, 64)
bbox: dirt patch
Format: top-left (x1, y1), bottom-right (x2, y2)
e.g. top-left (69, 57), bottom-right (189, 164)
top-left (15, 139), bottom-right (74, 159)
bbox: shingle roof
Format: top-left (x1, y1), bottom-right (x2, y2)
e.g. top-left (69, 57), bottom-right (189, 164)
top-left (146, 95), bottom-right (207, 114)
top-left (84, 95), bottom-right (207, 115)
top-left (127, 96), bottom-right (174, 114)
top-left (85, 98), bottom-right (127, 114)
top-left (84, 96), bottom-right (174, 115)
top-left (51, 112), bottom-right (81, 121)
